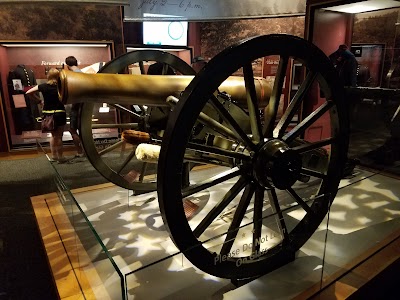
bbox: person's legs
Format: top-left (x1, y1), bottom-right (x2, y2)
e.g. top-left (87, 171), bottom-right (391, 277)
top-left (49, 134), bottom-right (57, 160)
top-left (69, 127), bottom-right (83, 155)
top-left (69, 107), bottom-right (83, 156)
top-left (52, 126), bottom-right (65, 161)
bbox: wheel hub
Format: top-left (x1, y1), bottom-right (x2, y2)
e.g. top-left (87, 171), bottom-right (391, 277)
top-left (254, 139), bottom-right (302, 190)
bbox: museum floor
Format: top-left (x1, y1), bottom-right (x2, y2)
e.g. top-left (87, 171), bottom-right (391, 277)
top-left (0, 150), bottom-right (108, 300)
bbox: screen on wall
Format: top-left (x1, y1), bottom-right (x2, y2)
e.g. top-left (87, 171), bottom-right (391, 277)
top-left (143, 18), bottom-right (188, 46)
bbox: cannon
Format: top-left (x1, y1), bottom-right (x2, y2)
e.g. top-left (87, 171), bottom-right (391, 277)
top-left (59, 34), bottom-right (348, 280)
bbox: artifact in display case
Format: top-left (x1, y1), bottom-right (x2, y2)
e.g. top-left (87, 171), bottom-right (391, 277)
top-left (351, 44), bottom-right (385, 87)
top-left (58, 34), bottom-right (349, 280)
top-left (12, 94), bottom-right (26, 108)
top-left (12, 79), bottom-right (23, 91)
top-left (351, 61), bottom-right (400, 166)
top-left (8, 64), bottom-right (39, 133)
top-left (0, 40), bottom-right (114, 149)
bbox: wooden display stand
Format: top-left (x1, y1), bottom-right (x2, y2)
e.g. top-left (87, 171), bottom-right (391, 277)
top-left (31, 184), bottom-right (114, 300)
top-left (295, 228), bottom-right (400, 299)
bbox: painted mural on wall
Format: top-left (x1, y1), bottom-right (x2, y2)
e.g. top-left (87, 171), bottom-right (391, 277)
top-left (353, 8), bottom-right (399, 86)
top-left (0, 3), bottom-right (122, 54)
top-left (199, 17), bottom-right (304, 76)
top-left (353, 9), bottom-right (398, 46)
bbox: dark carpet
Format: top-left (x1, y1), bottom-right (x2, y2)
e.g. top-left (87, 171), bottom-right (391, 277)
top-left (0, 154), bottom-right (107, 300)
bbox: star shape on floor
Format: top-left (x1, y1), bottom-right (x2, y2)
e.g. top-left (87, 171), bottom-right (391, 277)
top-left (118, 210), bottom-right (139, 222)
top-left (126, 234), bottom-right (165, 257)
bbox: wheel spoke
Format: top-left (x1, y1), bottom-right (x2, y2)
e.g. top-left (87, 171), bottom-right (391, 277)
top-left (139, 61), bottom-right (145, 74)
top-left (183, 154), bottom-right (232, 167)
top-left (263, 55), bottom-right (289, 137)
top-left (267, 189), bottom-right (289, 241)
top-left (283, 101), bottom-right (334, 144)
top-left (116, 149), bottom-right (137, 174)
top-left (252, 187), bottom-right (265, 253)
top-left (186, 142), bottom-right (251, 161)
top-left (274, 70), bottom-right (317, 138)
top-left (292, 137), bottom-right (335, 154)
top-left (98, 140), bottom-right (125, 156)
top-left (220, 183), bottom-right (255, 255)
top-left (198, 111), bottom-right (237, 140)
top-left (167, 96), bottom-right (237, 140)
top-left (210, 95), bottom-right (257, 151)
top-left (182, 168), bottom-right (242, 198)
top-left (110, 103), bottom-right (142, 119)
top-left (162, 63), bottom-right (170, 75)
top-left (138, 162), bottom-right (148, 182)
top-left (243, 62), bottom-right (263, 143)
top-left (193, 176), bottom-right (249, 238)
top-left (300, 167), bottom-right (327, 179)
top-left (287, 187), bottom-right (314, 215)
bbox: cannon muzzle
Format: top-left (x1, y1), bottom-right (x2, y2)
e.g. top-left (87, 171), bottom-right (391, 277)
top-left (58, 70), bottom-right (272, 108)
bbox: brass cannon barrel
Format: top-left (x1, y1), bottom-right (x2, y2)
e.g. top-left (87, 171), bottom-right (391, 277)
top-left (58, 70), bottom-right (272, 107)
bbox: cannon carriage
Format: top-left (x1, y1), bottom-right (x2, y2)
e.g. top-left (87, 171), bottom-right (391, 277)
top-left (58, 34), bottom-right (348, 280)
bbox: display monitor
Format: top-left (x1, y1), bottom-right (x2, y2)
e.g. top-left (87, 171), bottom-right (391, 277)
top-left (143, 20), bottom-right (188, 47)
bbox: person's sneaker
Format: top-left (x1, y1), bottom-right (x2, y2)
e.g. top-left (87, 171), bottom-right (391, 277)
top-left (49, 157), bottom-right (58, 163)
top-left (342, 158), bottom-right (359, 177)
top-left (57, 157), bottom-right (68, 164)
top-left (74, 153), bottom-right (85, 158)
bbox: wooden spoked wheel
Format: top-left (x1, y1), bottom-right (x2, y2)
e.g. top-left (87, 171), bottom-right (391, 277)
top-left (80, 50), bottom-right (196, 191)
top-left (158, 34), bottom-right (348, 279)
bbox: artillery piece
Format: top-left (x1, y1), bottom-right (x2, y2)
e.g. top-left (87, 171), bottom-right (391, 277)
top-left (59, 34), bottom-right (348, 280)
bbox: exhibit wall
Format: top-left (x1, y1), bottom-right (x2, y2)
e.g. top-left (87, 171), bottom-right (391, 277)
top-left (199, 17), bottom-right (305, 62)
top-left (312, 10), bottom-right (352, 56)
top-left (0, 4), bottom-right (123, 54)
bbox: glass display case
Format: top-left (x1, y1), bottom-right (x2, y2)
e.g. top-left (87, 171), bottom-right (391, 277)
top-left (34, 136), bottom-right (400, 299)
top-left (0, 41), bottom-right (115, 150)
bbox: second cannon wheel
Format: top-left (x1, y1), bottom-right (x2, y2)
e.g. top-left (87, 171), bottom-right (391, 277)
top-left (79, 50), bottom-right (195, 191)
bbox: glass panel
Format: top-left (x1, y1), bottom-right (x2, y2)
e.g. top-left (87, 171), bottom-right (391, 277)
top-left (321, 153), bottom-right (400, 289)
top-left (218, 215), bottom-right (329, 299)
top-left (37, 121), bottom-right (400, 299)
top-left (123, 204), bottom-right (328, 299)
top-left (41, 148), bottom-right (328, 298)
top-left (125, 252), bottom-right (231, 299)
top-left (311, 6), bottom-right (400, 295)
top-left (38, 142), bottom-right (125, 299)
